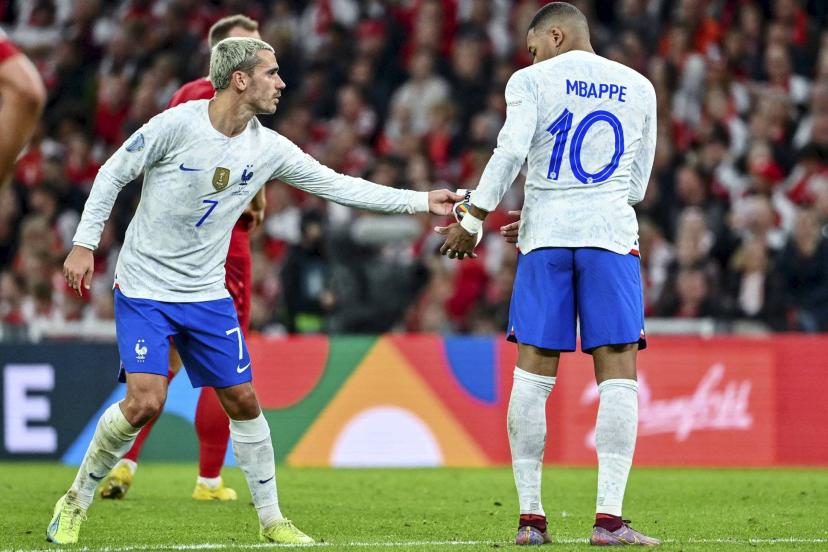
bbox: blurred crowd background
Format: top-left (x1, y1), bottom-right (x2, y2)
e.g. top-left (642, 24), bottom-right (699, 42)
top-left (1, 0), bottom-right (828, 339)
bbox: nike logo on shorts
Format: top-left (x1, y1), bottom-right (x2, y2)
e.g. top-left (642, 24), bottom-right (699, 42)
top-left (179, 163), bottom-right (202, 171)
top-left (237, 362), bottom-right (251, 374)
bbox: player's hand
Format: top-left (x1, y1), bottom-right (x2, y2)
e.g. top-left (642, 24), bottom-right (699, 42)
top-left (500, 210), bottom-right (521, 244)
top-left (428, 189), bottom-right (465, 216)
top-left (243, 203), bottom-right (265, 230)
top-left (63, 245), bottom-right (94, 297)
top-left (245, 188), bottom-right (267, 230)
top-left (435, 223), bottom-right (478, 260)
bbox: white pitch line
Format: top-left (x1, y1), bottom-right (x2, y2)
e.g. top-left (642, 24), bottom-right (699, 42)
top-left (7, 537), bottom-right (828, 551)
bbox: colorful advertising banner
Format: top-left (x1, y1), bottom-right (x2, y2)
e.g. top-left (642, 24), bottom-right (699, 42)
top-left (0, 335), bottom-right (825, 466)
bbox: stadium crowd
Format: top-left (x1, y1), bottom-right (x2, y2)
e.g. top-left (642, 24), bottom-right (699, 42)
top-left (1, 0), bottom-right (827, 337)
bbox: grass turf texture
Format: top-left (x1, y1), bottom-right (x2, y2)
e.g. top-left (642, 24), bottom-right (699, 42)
top-left (1, 463), bottom-right (826, 551)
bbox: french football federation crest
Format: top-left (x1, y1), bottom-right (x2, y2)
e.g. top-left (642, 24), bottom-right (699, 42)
top-left (212, 167), bottom-right (231, 191)
top-left (241, 164), bottom-right (254, 185)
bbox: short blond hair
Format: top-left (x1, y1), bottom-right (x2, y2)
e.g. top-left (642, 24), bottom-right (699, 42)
top-left (209, 37), bottom-right (274, 91)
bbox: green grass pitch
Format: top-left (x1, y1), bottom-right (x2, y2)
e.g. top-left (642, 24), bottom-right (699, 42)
top-left (1, 463), bottom-right (826, 551)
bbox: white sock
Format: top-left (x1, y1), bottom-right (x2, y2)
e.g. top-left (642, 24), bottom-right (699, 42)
top-left (69, 403), bottom-right (140, 510)
top-left (197, 475), bottom-right (222, 489)
top-left (230, 413), bottom-right (283, 526)
top-left (508, 367), bottom-right (555, 516)
top-left (595, 379), bottom-right (638, 517)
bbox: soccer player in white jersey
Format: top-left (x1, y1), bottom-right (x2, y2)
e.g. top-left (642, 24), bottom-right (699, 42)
top-left (47, 37), bottom-right (462, 545)
top-left (437, 2), bottom-right (660, 546)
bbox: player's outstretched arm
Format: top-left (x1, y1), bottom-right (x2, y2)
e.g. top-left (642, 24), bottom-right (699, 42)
top-left (269, 134), bottom-right (462, 214)
top-left (0, 50), bottom-right (46, 185)
top-left (64, 245), bottom-right (94, 297)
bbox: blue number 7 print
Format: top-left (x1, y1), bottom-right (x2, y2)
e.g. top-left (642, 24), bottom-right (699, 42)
top-left (196, 199), bottom-right (218, 227)
top-left (546, 108), bottom-right (624, 184)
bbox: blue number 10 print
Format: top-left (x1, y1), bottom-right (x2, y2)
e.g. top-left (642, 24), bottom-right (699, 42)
top-left (546, 108), bottom-right (624, 184)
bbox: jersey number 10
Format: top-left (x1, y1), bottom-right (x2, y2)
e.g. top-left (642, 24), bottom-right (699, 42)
top-left (546, 108), bottom-right (624, 184)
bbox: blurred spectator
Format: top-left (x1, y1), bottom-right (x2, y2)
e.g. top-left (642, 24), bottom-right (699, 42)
top-left (724, 238), bottom-right (787, 329)
top-left (654, 266), bottom-right (720, 319)
top-left (778, 209), bottom-right (828, 332)
top-left (280, 211), bottom-right (335, 333)
top-left (387, 49), bottom-right (450, 138)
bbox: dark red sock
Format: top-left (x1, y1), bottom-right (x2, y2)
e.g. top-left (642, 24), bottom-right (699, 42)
top-left (195, 386), bottom-right (230, 478)
top-left (518, 514), bottom-right (547, 533)
top-left (594, 513), bottom-right (624, 532)
top-left (123, 369), bottom-right (176, 462)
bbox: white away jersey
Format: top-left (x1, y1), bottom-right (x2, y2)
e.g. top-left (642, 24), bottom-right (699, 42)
top-left (471, 50), bottom-right (657, 254)
top-left (73, 100), bottom-right (428, 301)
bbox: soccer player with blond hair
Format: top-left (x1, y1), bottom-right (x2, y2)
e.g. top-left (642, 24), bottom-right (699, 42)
top-left (47, 36), bottom-right (462, 545)
top-left (100, 13), bottom-right (264, 505)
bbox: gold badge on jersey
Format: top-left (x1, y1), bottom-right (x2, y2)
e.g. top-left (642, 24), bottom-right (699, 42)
top-left (212, 167), bottom-right (231, 191)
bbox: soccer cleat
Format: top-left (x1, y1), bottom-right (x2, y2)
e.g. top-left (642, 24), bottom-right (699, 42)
top-left (99, 463), bottom-right (133, 499)
top-left (590, 521), bottom-right (661, 546)
top-left (260, 519), bottom-right (314, 544)
top-left (515, 524), bottom-right (552, 545)
top-left (46, 492), bottom-right (87, 544)
top-left (192, 481), bottom-right (238, 501)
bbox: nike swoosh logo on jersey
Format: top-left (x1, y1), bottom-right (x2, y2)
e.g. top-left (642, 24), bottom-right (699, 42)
top-left (236, 362), bottom-right (251, 374)
top-left (258, 475), bottom-right (274, 484)
top-left (179, 164), bottom-right (202, 171)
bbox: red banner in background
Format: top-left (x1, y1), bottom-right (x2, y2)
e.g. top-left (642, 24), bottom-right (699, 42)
top-left (773, 335), bottom-right (828, 466)
top-left (542, 338), bottom-right (775, 466)
top-left (494, 335), bottom-right (825, 467)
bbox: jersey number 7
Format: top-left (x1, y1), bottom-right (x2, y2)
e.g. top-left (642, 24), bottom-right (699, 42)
top-left (546, 108), bottom-right (624, 184)
top-left (196, 199), bottom-right (219, 227)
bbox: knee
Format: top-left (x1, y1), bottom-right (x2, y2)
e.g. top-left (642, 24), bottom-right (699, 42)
top-left (231, 395), bottom-right (260, 420)
top-left (220, 386), bottom-right (260, 420)
top-left (122, 393), bottom-right (165, 426)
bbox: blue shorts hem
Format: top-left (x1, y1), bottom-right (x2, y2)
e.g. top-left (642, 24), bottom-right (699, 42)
top-left (188, 371), bottom-right (252, 389)
top-left (117, 364), bottom-right (170, 383)
top-left (506, 333), bottom-right (577, 352)
top-left (582, 337), bottom-right (648, 354)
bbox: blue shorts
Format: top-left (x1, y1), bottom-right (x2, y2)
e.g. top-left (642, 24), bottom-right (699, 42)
top-left (507, 248), bottom-right (646, 353)
top-left (114, 289), bottom-right (252, 388)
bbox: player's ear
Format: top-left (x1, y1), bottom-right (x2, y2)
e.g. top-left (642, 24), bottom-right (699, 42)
top-left (232, 70), bottom-right (248, 91)
top-left (549, 26), bottom-right (563, 49)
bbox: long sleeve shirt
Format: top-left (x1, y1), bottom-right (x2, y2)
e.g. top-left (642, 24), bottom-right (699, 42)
top-left (470, 50), bottom-right (657, 255)
top-left (73, 100), bottom-right (428, 301)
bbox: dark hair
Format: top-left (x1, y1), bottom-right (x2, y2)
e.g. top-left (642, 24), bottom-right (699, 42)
top-left (527, 2), bottom-right (587, 33)
top-left (208, 14), bottom-right (258, 48)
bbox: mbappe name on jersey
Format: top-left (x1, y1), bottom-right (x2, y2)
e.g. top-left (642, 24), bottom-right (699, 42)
top-left (566, 79), bottom-right (627, 102)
